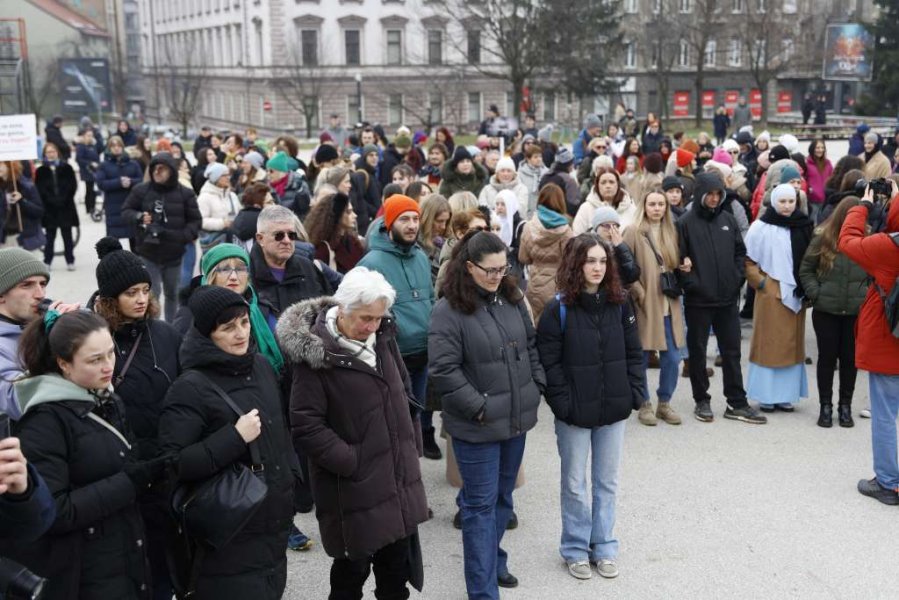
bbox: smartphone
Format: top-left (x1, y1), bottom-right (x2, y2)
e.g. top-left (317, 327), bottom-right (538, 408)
top-left (0, 413), bottom-right (10, 439)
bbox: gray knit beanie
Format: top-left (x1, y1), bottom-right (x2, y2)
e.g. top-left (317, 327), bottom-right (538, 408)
top-left (0, 248), bottom-right (50, 295)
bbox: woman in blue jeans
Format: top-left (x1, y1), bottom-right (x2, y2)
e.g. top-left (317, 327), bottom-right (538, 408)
top-left (429, 230), bottom-right (546, 600)
top-left (536, 234), bottom-right (645, 581)
top-left (622, 189), bottom-right (690, 426)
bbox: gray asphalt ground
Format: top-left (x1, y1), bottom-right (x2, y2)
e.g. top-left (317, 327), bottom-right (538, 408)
top-left (53, 139), bottom-right (897, 600)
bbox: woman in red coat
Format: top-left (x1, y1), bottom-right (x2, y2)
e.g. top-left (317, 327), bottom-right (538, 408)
top-left (838, 180), bottom-right (899, 505)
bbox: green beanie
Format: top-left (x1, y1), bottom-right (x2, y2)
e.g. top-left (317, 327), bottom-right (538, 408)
top-left (266, 151), bottom-right (292, 173)
top-left (200, 243), bottom-right (250, 282)
top-left (0, 248), bottom-right (49, 296)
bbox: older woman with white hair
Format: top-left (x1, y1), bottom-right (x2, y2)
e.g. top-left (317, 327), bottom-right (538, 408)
top-left (277, 267), bottom-right (429, 600)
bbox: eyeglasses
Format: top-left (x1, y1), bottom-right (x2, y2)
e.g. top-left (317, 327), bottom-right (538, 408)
top-left (597, 223), bottom-right (620, 230)
top-left (269, 230), bottom-right (298, 242)
top-left (212, 265), bottom-right (249, 277)
top-left (471, 262), bottom-right (510, 278)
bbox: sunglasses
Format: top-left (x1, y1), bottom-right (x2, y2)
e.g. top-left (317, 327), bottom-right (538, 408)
top-left (269, 230), bottom-right (299, 242)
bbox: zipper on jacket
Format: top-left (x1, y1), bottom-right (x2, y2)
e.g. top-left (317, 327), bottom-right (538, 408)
top-left (336, 475), bottom-right (350, 558)
top-left (485, 304), bottom-right (522, 436)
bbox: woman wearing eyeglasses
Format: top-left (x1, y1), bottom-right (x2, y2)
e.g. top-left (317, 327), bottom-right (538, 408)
top-left (91, 238), bottom-right (183, 599)
top-left (429, 230), bottom-right (546, 599)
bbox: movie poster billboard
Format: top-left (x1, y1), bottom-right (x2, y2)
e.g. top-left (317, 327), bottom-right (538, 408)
top-left (59, 58), bottom-right (112, 115)
top-left (822, 24), bottom-right (874, 82)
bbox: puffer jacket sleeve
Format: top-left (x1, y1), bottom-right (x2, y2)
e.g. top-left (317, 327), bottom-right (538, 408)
top-left (158, 377), bottom-right (247, 481)
top-left (614, 242), bottom-right (641, 285)
top-left (17, 410), bottom-right (136, 535)
top-left (518, 300), bottom-right (546, 391)
top-left (289, 363), bottom-right (359, 478)
top-left (16, 180), bottom-right (43, 220)
top-left (428, 301), bottom-right (485, 421)
top-left (621, 301), bottom-right (646, 409)
top-left (0, 464), bottom-right (55, 541)
top-left (120, 186), bottom-right (145, 225)
top-left (798, 236), bottom-right (822, 304)
top-left (535, 298), bottom-right (570, 420)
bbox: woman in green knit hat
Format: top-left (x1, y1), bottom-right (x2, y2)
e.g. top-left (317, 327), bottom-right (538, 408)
top-left (172, 243), bottom-right (284, 374)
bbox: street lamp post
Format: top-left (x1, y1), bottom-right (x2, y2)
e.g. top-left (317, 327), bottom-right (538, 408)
top-left (355, 72), bottom-right (362, 124)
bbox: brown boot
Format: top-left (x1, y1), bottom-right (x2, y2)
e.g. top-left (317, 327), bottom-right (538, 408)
top-left (656, 402), bottom-right (682, 425)
top-left (648, 351), bottom-right (660, 368)
top-left (638, 402), bottom-right (658, 426)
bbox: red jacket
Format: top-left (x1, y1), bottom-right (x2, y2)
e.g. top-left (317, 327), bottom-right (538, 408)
top-left (838, 197), bottom-right (899, 375)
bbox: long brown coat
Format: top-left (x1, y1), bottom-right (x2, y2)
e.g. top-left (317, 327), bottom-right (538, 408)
top-left (623, 227), bottom-right (686, 351)
top-left (745, 259), bottom-right (806, 367)
top-left (518, 215), bottom-right (574, 321)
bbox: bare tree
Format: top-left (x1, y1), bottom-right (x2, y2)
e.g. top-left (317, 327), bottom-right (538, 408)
top-left (272, 41), bottom-right (336, 138)
top-left (159, 44), bottom-right (206, 136)
top-left (739, 4), bottom-right (794, 127)
top-left (637, 5), bottom-right (683, 121)
top-left (678, 0), bottom-right (728, 127)
top-left (20, 55), bottom-right (61, 127)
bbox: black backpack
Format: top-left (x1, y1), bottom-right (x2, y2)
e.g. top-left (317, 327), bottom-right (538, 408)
top-left (873, 232), bottom-right (899, 338)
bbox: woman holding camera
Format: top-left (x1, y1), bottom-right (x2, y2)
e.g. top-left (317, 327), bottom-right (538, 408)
top-left (158, 287), bottom-right (295, 599)
top-left (622, 190), bottom-right (687, 426)
top-left (12, 310), bottom-right (160, 599)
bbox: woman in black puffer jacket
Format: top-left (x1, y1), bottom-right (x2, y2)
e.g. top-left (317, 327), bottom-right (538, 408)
top-left (536, 233), bottom-right (644, 581)
top-left (158, 287), bottom-right (295, 600)
top-left (428, 230), bottom-right (546, 598)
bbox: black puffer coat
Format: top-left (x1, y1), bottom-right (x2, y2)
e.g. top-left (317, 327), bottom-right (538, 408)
top-left (250, 242), bottom-right (331, 314)
top-left (676, 172), bottom-right (746, 308)
top-left (96, 153), bottom-right (144, 238)
top-left (158, 331), bottom-right (296, 600)
top-left (428, 287), bottom-right (547, 444)
top-left (536, 292), bottom-right (645, 427)
top-left (35, 162), bottom-right (79, 229)
top-left (11, 375), bottom-right (149, 600)
top-left (0, 178), bottom-right (44, 249)
top-left (121, 153), bottom-right (202, 265)
top-left (278, 297), bottom-right (428, 560)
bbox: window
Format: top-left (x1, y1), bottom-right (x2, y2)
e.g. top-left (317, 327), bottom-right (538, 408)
top-left (782, 37), bottom-right (794, 61)
top-left (728, 38), bottom-right (742, 66)
top-left (650, 41), bottom-right (660, 69)
top-left (624, 41), bottom-right (636, 69)
top-left (301, 29), bottom-right (318, 66)
top-left (679, 0), bottom-right (692, 13)
top-left (233, 24), bottom-right (242, 65)
top-left (624, 0), bottom-right (637, 13)
top-left (345, 30), bottom-right (361, 65)
top-left (388, 94), bottom-right (403, 125)
top-left (542, 91), bottom-right (556, 122)
top-left (468, 91), bottom-right (481, 123)
top-left (704, 39), bottom-right (716, 67)
top-left (678, 39), bottom-right (690, 67)
top-left (752, 39), bottom-right (766, 64)
top-left (386, 30), bottom-right (402, 65)
top-left (253, 19), bottom-right (264, 65)
top-left (652, 0), bottom-right (661, 13)
top-left (348, 93), bottom-right (362, 123)
top-left (732, 0), bottom-right (744, 12)
top-left (427, 29), bottom-right (442, 65)
top-left (783, 0), bottom-right (797, 13)
top-left (467, 30), bottom-right (481, 64)
top-left (428, 92), bottom-right (443, 124)
top-left (757, 0), bottom-right (766, 12)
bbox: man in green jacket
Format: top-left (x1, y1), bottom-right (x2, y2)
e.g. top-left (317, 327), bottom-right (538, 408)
top-left (358, 195), bottom-right (439, 458)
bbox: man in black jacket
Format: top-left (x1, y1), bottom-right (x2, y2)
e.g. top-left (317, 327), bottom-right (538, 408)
top-left (43, 116), bottom-right (71, 161)
top-left (677, 173), bottom-right (766, 425)
top-left (121, 152), bottom-right (202, 322)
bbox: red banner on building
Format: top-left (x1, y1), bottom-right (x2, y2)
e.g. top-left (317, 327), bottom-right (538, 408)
top-left (673, 91), bottom-right (690, 117)
top-left (749, 89), bottom-right (762, 119)
top-left (776, 90), bottom-right (793, 113)
top-left (702, 91), bottom-right (716, 108)
top-left (724, 90), bottom-right (740, 116)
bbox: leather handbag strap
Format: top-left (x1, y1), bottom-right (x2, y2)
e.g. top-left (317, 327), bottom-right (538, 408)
top-left (191, 371), bottom-right (264, 470)
top-left (114, 331), bottom-right (143, 387)
top-left (642, 232), bottom-right (666, 270)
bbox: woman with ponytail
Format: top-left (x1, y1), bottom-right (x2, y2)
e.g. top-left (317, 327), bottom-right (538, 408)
top-left (92, 237), bottom-right (182, 599)
top-left (10, 309), bottom-right (164, 599)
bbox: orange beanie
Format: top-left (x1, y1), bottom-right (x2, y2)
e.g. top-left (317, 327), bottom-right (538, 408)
top-left (383, 195), bottom-right (420, 229)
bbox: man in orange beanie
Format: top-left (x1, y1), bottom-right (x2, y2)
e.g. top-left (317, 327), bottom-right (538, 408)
top-left (358, 194), bottom-right (441, 458)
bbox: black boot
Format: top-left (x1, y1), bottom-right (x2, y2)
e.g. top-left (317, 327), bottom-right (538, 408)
top-left (817, 404), bottom-right (833, 428)
top-left (838, 405), bottom-right (855, 428)
top-left (422, 426), bottom-right (442, 460)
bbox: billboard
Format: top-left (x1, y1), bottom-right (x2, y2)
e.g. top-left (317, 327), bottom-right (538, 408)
top-left (672, 91), bottom-right (690, 117)
top-left (59, 58), bottom-right (112, 116)
top-left (822, 23), bottom-right (874, 82)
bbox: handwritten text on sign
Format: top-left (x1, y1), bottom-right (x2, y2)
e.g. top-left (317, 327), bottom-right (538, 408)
top-left (0, 114), bottom-right (38, 162)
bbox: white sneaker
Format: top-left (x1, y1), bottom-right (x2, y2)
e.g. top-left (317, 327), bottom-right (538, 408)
top-left (567, 561), bottom-right (592, 580)
top-left (860, 408), bottom-right (871, 419)
top-left (594, 559), bottom-right (619, 579)
top-left (66, 263), bottom-right (76, 272)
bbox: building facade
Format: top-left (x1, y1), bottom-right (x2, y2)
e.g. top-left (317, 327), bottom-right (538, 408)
top-left (138, 0), bottom-right (879, 136)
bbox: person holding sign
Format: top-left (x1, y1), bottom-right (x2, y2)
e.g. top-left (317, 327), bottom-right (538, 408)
top-left (0, 161), bottom-right (44, 252)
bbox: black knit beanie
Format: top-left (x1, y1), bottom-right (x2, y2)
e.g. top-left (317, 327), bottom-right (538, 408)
top-left (95, 238), bottom-right (152, 298)
top-left (188, 286), bottom-right (248, 337)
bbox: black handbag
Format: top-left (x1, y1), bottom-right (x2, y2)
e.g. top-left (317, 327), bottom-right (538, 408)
top-left (170, 373), bottom-right (268, 551)
top-left (644, 233), bottom-right (682, 299)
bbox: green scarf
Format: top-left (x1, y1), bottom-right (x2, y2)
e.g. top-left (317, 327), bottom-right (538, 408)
top-left (201, 244), bottom-right (285, 374)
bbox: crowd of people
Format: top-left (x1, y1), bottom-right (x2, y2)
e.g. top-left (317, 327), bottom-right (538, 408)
top-left (0, 106), bottom-right (897, 600)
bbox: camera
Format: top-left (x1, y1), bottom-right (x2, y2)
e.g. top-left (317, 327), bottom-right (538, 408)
top-left (141, 199), bottom-right (167, 245)
top-left (0, 557), bottom-right (46, 599)
top-left (855, 177), bottom-right (893, 199)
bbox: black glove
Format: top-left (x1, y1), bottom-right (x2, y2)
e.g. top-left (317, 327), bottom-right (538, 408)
top-left (123, 455), bottom-right (169, 491)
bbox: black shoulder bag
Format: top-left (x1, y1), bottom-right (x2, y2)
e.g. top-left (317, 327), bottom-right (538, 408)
top-left (644, 232), bottom-right (682, 299)
top-left (169, 373), bottom-right (269, 596)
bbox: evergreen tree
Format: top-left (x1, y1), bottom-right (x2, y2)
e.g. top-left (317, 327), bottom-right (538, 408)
top-left (867, 0), bottom-right (899, 114)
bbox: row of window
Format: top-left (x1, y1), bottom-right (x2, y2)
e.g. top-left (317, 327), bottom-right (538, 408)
top-left (297, 27), bottom-right (481, 67)
top-left (623, 37), bottom-right (794, 69)
top-left (625, 0), bottom-right (798, 13)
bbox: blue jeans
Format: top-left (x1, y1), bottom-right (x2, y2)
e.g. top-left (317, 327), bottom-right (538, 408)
top-left (453, 434), bottom-right (526, 600)
top-left (180, 241), bottom-right (197, 288)
top-left (141, 256), bottom-right (181, 322)
top-left (406, 364), bottom-right (430, 429)
top-left (642, 316), bottom-right (682, 402)
top-left (870, 373), bottom-right (899, 491)
top-left (554, 419), bottom-right (626, 564)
